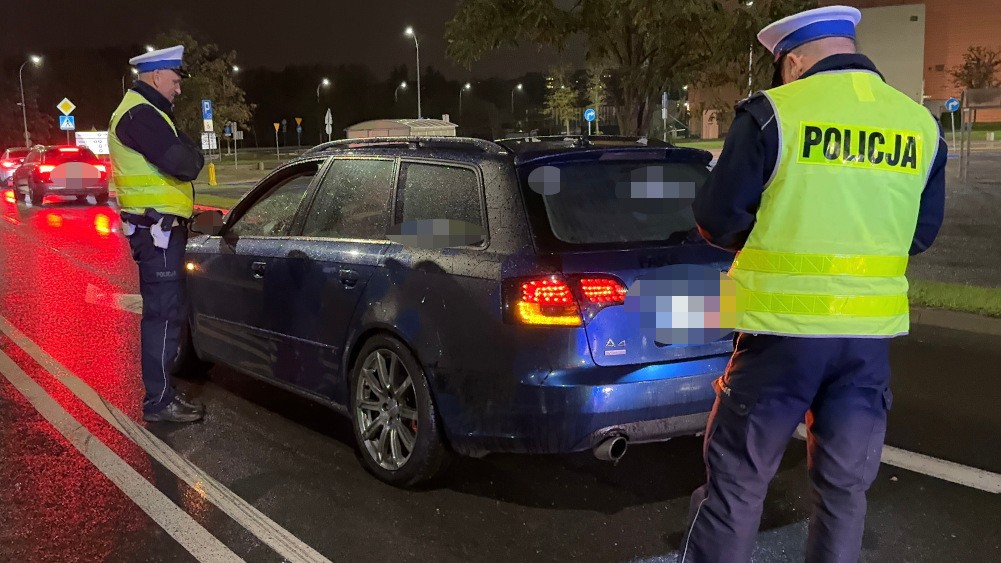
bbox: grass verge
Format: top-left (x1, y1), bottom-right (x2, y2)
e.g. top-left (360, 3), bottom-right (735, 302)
top-left (910, 279), bottom-right (1001, 318)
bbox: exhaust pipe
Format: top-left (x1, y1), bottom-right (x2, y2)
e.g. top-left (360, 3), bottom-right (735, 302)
top-left (593, 435), bottom-right (628, 462)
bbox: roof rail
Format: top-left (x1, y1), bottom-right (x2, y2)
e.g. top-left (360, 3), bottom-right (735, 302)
top-left (495, 135), bottom-right (675, 153)
top-left (301, 136), bottom-right (507, 156)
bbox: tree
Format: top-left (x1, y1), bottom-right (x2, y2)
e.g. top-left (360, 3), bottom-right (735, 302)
top-left (586, 63), bottom-right (609, 134)
top-left (150, 30), bottom-right (253, 141)
top-left (445, 0), bottom-right (814, 136)
top-left (544, 65), bottom-right (578, 134)
top-left (952, 46), bottom-right (1001, 90)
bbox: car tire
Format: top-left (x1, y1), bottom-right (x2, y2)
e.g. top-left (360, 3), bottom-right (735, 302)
top-left (94, 192), bottom-right (109, 205)
top-left (349, 335), bottom-right (451, 488)
top-left (29, 185), bottom-right (44, 206)
top-left (172, 321), bottom-right (212, 380)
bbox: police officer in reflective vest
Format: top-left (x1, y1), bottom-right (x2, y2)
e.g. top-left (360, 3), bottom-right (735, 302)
top-left (109, 45), bottom-right (206, 423)
top-left (681, 6), bottom-right (946, 562)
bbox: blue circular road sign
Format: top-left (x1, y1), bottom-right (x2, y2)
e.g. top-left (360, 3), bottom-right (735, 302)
top-left (584, 108), bottom-right (596, 122)
top-left (945, 97), bottom-right (960, 112)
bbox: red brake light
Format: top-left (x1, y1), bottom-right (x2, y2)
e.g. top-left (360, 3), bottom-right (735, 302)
top-left (94, 164), bottom-right (106, 173)
top-left (58, 147), bottom-right (80, 152)
top-left (512, 277), bottom-right (582, 326)
top-left (579, 278), bottom-right (628, 304)
top-left (38, 164), bottom-right (55, 173)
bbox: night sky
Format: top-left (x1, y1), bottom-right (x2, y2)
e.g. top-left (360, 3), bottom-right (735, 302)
top-left (3, 0), bottom-right (585, 78)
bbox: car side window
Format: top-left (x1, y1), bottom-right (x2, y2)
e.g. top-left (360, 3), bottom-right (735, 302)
top-left (301, 159), bottom-right (395, 239)
top-left (226, 167), bottom-right (318, 238)
top-left (398, 162), bottom-right (483, 227)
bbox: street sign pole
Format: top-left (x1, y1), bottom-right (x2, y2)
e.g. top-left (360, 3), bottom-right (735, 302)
top-left (274, 122), bottom-right (280, 158)
top-left (945, 97), bottom-right (961, 149)
top-left (583, 108), bottom-right (596, 137)
top-left (662, 92), bottom-right (669, 142)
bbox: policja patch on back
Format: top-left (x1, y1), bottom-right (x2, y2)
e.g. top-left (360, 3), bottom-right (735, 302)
top-left (797, 122), bottom-right (922, 174)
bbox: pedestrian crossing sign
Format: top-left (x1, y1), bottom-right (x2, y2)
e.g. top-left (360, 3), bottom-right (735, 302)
top-left (59, 115), bottom-right (76, 131)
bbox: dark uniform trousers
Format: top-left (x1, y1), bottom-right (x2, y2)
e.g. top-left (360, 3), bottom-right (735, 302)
top-left (125, 220), bottom-right (189, 415)
top-left (680, 332), bottom-right (893, 563)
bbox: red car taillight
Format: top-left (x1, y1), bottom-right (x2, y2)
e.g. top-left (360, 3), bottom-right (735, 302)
top-left (36, 164), bottom-right (55, 182)
top-left (505, 275), bottom-right (628, 327)
top-left (93, 163), bottom-right (107, 179)
top-left (1, 160), bottom-right (17, 169)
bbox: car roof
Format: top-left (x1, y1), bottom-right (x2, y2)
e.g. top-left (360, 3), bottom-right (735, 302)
top-left (282, 135), bottom-right (712, 168)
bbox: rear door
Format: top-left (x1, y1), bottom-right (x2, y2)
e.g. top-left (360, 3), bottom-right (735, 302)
top-left (266, 157), bottom-right (397, 399)
top-left (518, 150), bottom-right (736, 367)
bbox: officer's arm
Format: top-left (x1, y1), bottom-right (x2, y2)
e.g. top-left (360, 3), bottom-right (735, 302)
top-left (692, 98), bottom-right (776, 252)
top-left (115, 106), bottom-right (205, 182)
top-left (909, 129), bottom-right (947, 256)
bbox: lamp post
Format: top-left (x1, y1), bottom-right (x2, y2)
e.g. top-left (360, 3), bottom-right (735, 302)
top-left (317, 78), bottom-right (330, 143)
top-left (745, 1), bottom-right (755, 97)
top-left (395, 81), bottom-right (408, 102)
top-left (122, 67), bottom-right (138, 95)
top-left (404, 26), bottom-right (422, 118)
top-left (511, 83), bottom-right (523, 114)
top-left (459, 82), bottom-right (471, 116)
top-left (19, 55), bottom-right (42, 148)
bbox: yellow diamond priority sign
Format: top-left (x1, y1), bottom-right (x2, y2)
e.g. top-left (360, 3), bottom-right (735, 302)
top-left (57, 98), bottom-right (76, 116)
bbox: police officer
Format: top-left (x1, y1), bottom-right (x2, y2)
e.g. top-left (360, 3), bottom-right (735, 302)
top-left (680, 6), bottom-right (946, 562)
top-left (109, 45), bottom-right (206, 423)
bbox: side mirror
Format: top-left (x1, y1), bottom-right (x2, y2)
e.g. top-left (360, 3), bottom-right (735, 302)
top-left (190, 210), bottom-right (225, 236)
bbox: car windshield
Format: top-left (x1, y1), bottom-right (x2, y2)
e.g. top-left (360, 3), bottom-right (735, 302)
top-left (521, 158), bottom-right (709, 246)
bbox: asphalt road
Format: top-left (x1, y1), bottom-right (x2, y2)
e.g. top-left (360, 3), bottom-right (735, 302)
top-left (0, 195), bottom-right (999, 563)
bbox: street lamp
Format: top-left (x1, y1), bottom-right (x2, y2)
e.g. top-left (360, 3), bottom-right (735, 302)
top-left (459, 82), bottom-right (471, 116)
top-left (232, 65), bottom-right (240, 73)
top-left (511, 83), bottom-right (523, 114)
top-left (395, 81), bottom-right (407, 102)
top-left (19, 55), bottom-right (42, 148)
top-left (122, 67), bottom-right (138, 95)
top-left (744, 1), bottom-right (755, 96)
top-left (316, 77), bottom-right (330, 102)
top-left (145, 45), bottom-right (155, 53)
top-left (404, 26), bottom-right (422, 118)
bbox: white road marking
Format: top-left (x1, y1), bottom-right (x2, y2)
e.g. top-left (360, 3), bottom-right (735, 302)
top-left (0, 314), bottom-right (333, 563)
top-left (0, 350), bottom-right (243, 563)
top-left (84, 283), bottom-right (143, 314)
top-left (793, 424), bottom-right (1001, 494)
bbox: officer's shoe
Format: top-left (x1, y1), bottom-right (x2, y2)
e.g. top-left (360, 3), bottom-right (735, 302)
top-left (143, 397), bottom-right (204, 423)
top-left (175, 391), bottom-right (205, 412)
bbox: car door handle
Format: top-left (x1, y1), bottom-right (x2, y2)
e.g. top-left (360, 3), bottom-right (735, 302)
top-left (339, 269), bottom-right (359, 288)
top-left (251, 261), bottom-right (267, 279)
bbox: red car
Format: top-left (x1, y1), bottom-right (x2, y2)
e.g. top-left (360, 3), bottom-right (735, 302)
top-left (11, 145), bottom-right (110, 205)
top-left (1, 147), bottom-right (31, 188)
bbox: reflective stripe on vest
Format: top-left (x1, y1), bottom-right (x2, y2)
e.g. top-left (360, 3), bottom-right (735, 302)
top-left (728, 70), bottom-right (941, 337)
top-left (733, 249), bottom-right (909, 277)
top-left (108, 90), bottom-right (193, 218)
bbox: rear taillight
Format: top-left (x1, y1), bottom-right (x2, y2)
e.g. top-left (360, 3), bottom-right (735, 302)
top-left (36, 164), bottom-right (55, 182)
top-left (1, 160), bottom-right (17, 169)
top-left (93, 163), bottom-right (107, 179)
top-left (505, 275), bottom-right (628, 326)
top-left (58, 147), bottom-right (80, 153)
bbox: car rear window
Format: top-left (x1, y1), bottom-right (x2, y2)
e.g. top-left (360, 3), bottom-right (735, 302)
top-left (44, 147), bottom-right (97, 163)
top-left (4, 149), bottom-right (29, 159)
top-left (520, 158), bottom-right (708, 246)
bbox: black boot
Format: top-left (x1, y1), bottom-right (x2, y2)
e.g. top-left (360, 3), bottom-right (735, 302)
top-left (143, 397), bottom-right (204, 423)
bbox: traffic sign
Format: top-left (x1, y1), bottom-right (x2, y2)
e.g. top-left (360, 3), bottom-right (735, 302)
top-left (945, 97), bottom-right (960, 112)
top-left (273, 122), bottom-right (280, 132)
top-left (324, 109), bottom-right (333, 125)
top-left (584, 108), bottom-right (596, 122)
top-left (223, 125), bottom-right (232, 137)
top-left (59, 115), bottom-right (76, 131)
top-left (203, 119), bottom-right (214, 132)
top-left (295, 117), bottom-right (302, 126)
top-left (75, 131), bottom-right (109, 155)
top-left (201, 100), bottom-right (213, 120)
top-left (57, 98), bottom-right (76, 116)
top-left (281, 118), bottom-right (287, 132)
top-left (296, 125), bottom-right (302, 134)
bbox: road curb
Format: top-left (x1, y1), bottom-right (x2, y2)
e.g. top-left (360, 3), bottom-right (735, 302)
top-left (912, 307), bottom-right (1001, 336)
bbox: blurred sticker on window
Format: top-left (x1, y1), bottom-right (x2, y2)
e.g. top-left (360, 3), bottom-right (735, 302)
top-left (625, 264), bottom-right (740, 345)
top-left (387, 218), bottom-right (485, 249)
top-left (527, 165), bottom-right (561, 195)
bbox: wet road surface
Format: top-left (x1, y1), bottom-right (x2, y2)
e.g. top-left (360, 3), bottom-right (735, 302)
top-left (1, 194), bottom-right (999, 562)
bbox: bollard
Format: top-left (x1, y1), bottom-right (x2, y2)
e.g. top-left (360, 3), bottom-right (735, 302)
top-left (257, 161), bottom-right (264, 171)
top-left (208, 163), bottom-right (217, 186)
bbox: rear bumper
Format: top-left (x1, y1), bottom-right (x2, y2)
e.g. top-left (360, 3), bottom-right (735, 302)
top-left (36, 183), bottom-right (109, 196)
top-left (436, 354), bottom-right (729, 458)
